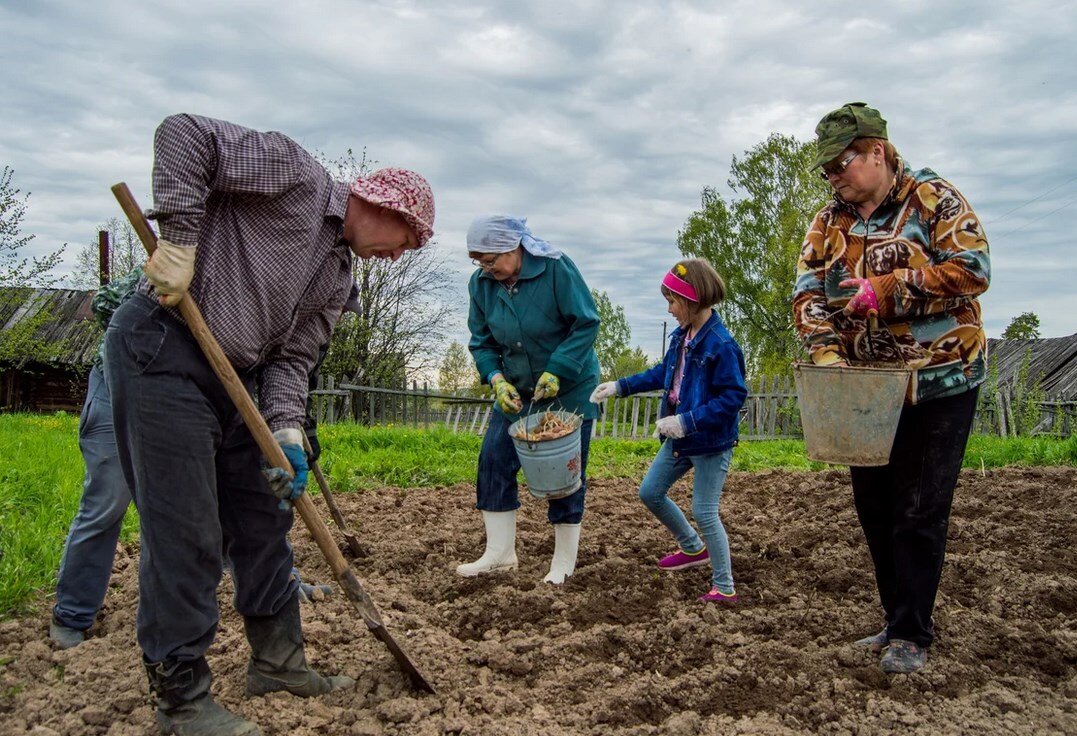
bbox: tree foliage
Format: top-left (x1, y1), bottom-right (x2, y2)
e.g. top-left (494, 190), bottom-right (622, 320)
top-left (591, 289), bottom-right (630, 376)
top-left (316, 149), bottom-right (457, 385)
top-left (67, 217), bottom-right (147, 288)
top-left (1002, 311), bottom-right (1041, 340)
top-left (677, 134), bottom-right (829, 377)
top-left (610, 346), bottom-right (653, 379)
top-left (590, 289), bottom-right (654, 380)
top-left (438, 340), bottom-right (478, 392)
top-left (0, 166), bottom-right (65, 287)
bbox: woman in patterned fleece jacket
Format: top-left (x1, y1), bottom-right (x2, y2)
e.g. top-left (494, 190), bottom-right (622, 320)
top-left (793, 103), bottom-right (990, 676)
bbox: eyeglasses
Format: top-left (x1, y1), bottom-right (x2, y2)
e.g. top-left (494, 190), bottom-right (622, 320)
top-left (819, 151), bottom-right (860, 180)
top-left (471, 253), bottom-right (505, 270)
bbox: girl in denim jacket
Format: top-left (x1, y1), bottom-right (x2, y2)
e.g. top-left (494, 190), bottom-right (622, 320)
top-left (591, 259), bottom-right (747, 603)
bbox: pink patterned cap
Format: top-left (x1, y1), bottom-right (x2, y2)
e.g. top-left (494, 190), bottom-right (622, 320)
top-left (350, 168), bottom-right (435, 247)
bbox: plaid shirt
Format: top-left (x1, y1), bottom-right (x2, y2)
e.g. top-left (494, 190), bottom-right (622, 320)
top-left (142, 114), bottom-right (354, 430)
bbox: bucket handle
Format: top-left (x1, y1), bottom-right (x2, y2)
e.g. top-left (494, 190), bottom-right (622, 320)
top-left (797, 306), bottom-right (903, 365)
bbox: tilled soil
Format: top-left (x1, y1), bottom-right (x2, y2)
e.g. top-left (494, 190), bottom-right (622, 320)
top-left (1, 467), bottom-right (1075, 735)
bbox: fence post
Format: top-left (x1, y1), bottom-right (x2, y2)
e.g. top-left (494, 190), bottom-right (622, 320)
top-left (326, 375), bottom-right (336, 424)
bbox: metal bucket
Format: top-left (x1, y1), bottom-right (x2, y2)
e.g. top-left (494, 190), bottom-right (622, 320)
top-left (793, 362), bottom-right (910, 466)
top-left (508, 411), bottom-right (582, 501)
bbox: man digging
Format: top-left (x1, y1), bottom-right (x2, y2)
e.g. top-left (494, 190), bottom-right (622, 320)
top-left (105, 113), bottom-right (434, 736)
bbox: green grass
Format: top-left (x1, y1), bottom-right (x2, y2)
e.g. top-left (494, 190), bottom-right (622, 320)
top-left (2, 413), bottom-right (1076, 617)
top-left (0, 413), bottom-right (137, 618)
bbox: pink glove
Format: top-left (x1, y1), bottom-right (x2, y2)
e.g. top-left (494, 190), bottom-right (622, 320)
top-left (839, 278), bottom-right (879, 316)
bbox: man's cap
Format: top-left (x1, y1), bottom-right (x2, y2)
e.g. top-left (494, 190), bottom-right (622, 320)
top-left (812, 102), bottom-right (888, 169)
top-left (349, 168), bottom-right (435, 247)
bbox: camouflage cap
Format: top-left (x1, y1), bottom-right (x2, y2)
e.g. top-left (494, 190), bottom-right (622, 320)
top-left (812, 102), bottom-right (888, 169)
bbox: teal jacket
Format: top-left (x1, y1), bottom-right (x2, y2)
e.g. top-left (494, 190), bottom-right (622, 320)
top-left (468, 251), bottom-right (601, 420)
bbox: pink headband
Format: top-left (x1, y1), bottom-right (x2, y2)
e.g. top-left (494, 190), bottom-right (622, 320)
top-left (662, 270), bottom-right (699, 302)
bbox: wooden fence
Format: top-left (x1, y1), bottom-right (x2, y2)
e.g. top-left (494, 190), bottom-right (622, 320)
top-left (310, 375), bottom-right (1074, 439)
top-left (310, 375), bottom-right (803, 439)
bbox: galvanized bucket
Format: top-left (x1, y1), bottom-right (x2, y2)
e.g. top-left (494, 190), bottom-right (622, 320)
top-left (793, 362), bottom-right (910, 466)
top-left (508, 410), bottom-right (582, 501)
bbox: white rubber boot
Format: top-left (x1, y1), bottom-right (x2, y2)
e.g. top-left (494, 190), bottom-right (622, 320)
top-left (543, 523), bottom-right (581, 584)
top-left (455, 511), bottom-right (518, 577)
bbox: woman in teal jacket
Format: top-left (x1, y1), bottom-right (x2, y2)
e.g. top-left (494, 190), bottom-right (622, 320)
top-left (458, 215), bottom-right (600, 584)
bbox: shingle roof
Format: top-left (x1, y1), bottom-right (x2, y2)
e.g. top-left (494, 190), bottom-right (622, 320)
top-left (0, 287), bottom-right (100, 367)
top-left (987, 335), bottom-right (1077, 401)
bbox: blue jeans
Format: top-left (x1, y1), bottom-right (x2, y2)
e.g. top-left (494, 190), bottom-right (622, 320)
top-left (638, 442), bottom-right (734, 592)
top-left (477, 411), bottom-right (592, 525)
top-left (52, 365), bottom-right (132, 631)
top-left (105, 294), bottom-right (297, 664)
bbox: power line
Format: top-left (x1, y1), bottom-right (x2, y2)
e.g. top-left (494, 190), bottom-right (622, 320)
top-left (993, 195), bottom-right (1077, 240)
top-left (986, 174), bottom-right (1077, 225)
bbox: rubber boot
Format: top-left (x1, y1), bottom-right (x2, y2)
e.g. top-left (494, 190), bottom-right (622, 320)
top-left (455, 510), bottom-right (518, 577)
top-left (244, 591), bottom-right (355, 697)
top-left (146, 657), bottom-right (261, 736)
top-left (543, 523), bottom-right (581, 584)
top-left (49, 617), bottom-right (85, 649)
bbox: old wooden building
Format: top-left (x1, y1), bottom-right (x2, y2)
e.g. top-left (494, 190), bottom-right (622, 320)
top-left (0, 287), bottom-right (100, 412)
top-left (986, 334), bottom-right (1077, 399)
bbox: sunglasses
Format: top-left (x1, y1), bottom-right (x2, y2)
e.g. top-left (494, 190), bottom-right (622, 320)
top-left (819, 151), bottom-right (860, 180)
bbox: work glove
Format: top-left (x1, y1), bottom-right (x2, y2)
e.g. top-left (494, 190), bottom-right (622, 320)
top-left (263, 427), bottom-right (309, 509)
top-left (655, 415), bottom-right (686, 439)
top-left (145, 238), bottom-right (196, 307)
top-left (533, 371), bottom-right (560, 400)
top-left (839, 278), bottom-right (879, 317)
top-left (589, 381), bottom-right (618, 403)
top-left (491, 373), bottom-right (522, 413)
top-left (292, 568), bottom-right (333, 604)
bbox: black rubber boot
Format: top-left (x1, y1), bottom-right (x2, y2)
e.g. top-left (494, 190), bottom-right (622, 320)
top-left (145, 657), bottom-right (261, 736)
top-left (243, 590), bottom-right (354, 697)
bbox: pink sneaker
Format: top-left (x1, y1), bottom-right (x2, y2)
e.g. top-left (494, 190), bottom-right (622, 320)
top-left (699, 587), bottom-right (739, 604)
top-left (658, 547), bottom-right (709, 571)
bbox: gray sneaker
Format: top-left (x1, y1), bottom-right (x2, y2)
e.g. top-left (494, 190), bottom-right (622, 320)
top-left (49, 619), bottom-right (85, 649)
top-left (880, 639), bottom-right (927, 673)
top-left (854, 627), bottom-right (888, 653)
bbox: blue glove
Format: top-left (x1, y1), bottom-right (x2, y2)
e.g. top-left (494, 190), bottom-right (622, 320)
top-left (292, 568), bottom-right (333, 603)
top-left (263, 428), bottom-right (309, 510)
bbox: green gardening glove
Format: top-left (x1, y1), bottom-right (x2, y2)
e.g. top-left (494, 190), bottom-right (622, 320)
top-left (534, 371), bottom-right (560, 400)
top-left (491, 374), bottom-right (523, 413)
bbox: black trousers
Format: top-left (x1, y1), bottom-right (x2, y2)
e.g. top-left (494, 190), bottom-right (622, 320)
top-left (105, 294), bottom-right (297, 664)
top-left (850, 387), bottom-right (979, 648)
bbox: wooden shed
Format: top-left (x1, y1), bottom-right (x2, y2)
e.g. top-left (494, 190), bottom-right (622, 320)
top-left (0, 287), bottom-right (100, 412)
top-left (986, 334), bottom-right (1077, 400)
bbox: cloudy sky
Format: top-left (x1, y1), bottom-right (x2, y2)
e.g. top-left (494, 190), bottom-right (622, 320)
top-left (3, 0), bottom-right (1076, 365)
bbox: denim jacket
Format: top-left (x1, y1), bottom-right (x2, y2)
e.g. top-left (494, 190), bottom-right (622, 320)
top-left (617, 311), bottom-right (747, 457)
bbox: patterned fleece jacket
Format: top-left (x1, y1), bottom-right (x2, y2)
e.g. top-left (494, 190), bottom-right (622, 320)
top-left (792, 162), bottom-right (990, 404)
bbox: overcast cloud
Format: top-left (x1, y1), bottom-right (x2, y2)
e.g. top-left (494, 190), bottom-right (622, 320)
top-left (2, 0), bottom-right (1076, 364)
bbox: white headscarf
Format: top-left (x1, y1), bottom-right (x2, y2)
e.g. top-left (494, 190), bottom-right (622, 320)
top-left (465, 215), bottom-right (562, 259)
